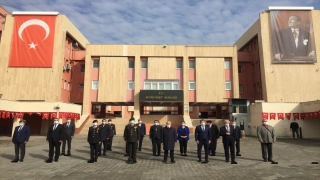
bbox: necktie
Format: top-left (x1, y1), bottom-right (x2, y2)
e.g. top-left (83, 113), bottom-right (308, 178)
top-left (53, 125), bottom-right (57, 130)
top-left (226, 126), bottom-right (229, 132)
top-left (202, 126), bottom-right (204, 132)
top-left (18, 126), bottom-right (22, 131)
top-left (67, 123), bottom-right (70, 127)
top-left (292, 29), bottom-right (297, 39)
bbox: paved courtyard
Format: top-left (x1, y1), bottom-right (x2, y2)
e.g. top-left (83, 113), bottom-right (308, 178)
top-left (0, 135), bottom-right (319, 180)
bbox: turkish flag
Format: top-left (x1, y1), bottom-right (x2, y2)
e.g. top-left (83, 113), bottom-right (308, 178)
top-left (42, 113), bottom-right (48, 120)
top-left (314, 112), bottom-right (318, 119)
top-left (285, 113), bottom-right (291, 120)
top-left (28, 112), bottom-right (33, 116)
top-left (6, 112), bottom-right (11, 119)
top-left (18, 113), bottom-right (24, 119)
top-left (1, 111), bottom-right (6, 119)
top-left (262, 113), bottom-right (268, 119)
top-left (309, 112), bottom-right (314, 119)
top-left (50, 112), bottom-right (57, 119)
top-left (9, 15), bottom-right (56, 67)
top-left (277, 113), bottom-right (284, 120)
top-left (37, 112), bottom-right (42, 116)
top-left (59, 112), bottom-right (65, 118)
top-left (270, 113), bottom-right (276, 120)
top-left (305, 113), bottom-right (309, 119)
top-left (293, 113), bottom-right (299, 120)
top-left (300, 113), bottom-right (305, 120)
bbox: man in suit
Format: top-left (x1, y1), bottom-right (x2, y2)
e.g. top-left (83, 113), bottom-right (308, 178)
top-left (220, 119), bottom-right (237, 164)
top-left (98, 119), bottom-right (110, 156)
top-left (137, 119), bottom-right (146, 151)
top-left (206, 120), bottom-right (219, 156)
top-left (11, 119), bottom-right (30, 162)
top-left (232, 120), bottom-right (242, 156)
top-left (195, 119), bottom-right (211, 163)
top-left (257, 119), bottom-right (276, 162)
top-left (161, 121), bottom-right (177, 163)
top-left (149, 120), bottom-right (162, 156)
top-left (273, 15), bottom-right (315, 61)
top-left (87, 120), bottom-right (102, 163)
top-left (290, 120), bottom-right (299, 139)
top-left (123, 121), bottom-right (130, 156)
top-left (46, 118), bottom-right (64, 163)
top-left (107, 119), bottom-right (116, 151)
top-left (61, 117), bottom-right (75, 156)
top-left (124, 118), bottom-right (140, 164)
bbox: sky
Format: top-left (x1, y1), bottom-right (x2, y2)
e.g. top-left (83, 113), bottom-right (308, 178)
top-left (2, 0), bottom-right (320, 45)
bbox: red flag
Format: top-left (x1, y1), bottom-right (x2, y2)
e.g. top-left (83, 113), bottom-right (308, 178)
top-left (70, 113), bottom-right (75, 119)
top-left (305, 113), bottom-right (309, 119)
top-left (9, 16), bottom-right (56, 67)
top-left (28, 112), bottom-right (33, 116)
top-left (285, 113), bottom-right (291, 120)
top-left (270, 113), bottom-right (276, 120)
top-left (59, 112), bottom-right (65, 118)
top-left (50, 112), bottom-right (57, 119)
top-left (65, 112), bottom-right (71, 118)
top-left (18, 113), bottom-right (24, 119)
top-left (277, 113), bottom-right (284, 120)
top-left (300, 113), bottom-right (305, 120)
top-left (314, 112), bottom-right (318, 119)
top-left (309, 112), bottom-right (314, 119)
top-left (262, 113), bottom-right (268, 119)
top-left (293, 113), bottom-right (299, 120)
top-left (11, 112), bottom-right (15, 119)
top-left (37, 112), bottom-right (42, 116)
top-left (42, 113), bottom-right (48, 120)
top-left (1, 111), bottom-right (6, 118)
top-left (6, 112), bottom-right (11, 119)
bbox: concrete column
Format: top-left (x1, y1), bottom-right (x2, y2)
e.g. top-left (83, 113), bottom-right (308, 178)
top-left (133, 54), bottom-right (140, 121)
top-left (100, 104), bottom-right (106, 118)
top-left (183, 54), bottom-right (192, 126)
top-left (216, 105), bottom-right (222, 119)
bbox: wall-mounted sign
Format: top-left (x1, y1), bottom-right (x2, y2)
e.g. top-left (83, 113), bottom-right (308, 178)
top-left (140, 90), bottom-right (183, 102)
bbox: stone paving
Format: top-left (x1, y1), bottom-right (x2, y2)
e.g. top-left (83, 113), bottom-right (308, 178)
top-left (0, 135), bottom-right (319, 180)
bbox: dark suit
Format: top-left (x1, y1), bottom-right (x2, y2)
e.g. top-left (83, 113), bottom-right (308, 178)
top-left (98, 124), bottom-right (110, 155)
top-left (195, 125), bottom-right (211, 161)
top-left (209, 124), bottom-right (219, 155)
top-left (149, 125), bottom-right (162, 156)
top-left (233, 125), bottom-right (242, 154)
top-left (290, 122), bottom-right (299, 138)
top-left (273, 27), bottom-right (314, 59)
top-left (12, 125), bottom-right (30, 160)
top-left (137, 123), bottom-right (146, 150)
top-left (161, 127), bottom-right (177, 161)
top-left (62, 122), bottom-right (75, 154)
top-left (107, 124), bottom-right (116, 150)
top-left (87, 126), bottom-right (102, 161)
top-left (46, 124), bottom-right (64, 161)
top-left (220, 125), bottom-right (236, 162)
top-left (124, 125), bottom-right (140, 162)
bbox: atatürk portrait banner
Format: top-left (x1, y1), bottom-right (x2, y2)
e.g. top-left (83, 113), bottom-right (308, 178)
top-left (271, 10), bottom-right (316, 63)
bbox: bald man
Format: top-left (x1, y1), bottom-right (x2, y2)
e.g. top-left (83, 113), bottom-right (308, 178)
top-left (220, 120), bottom-right (237, 164)
top-left (161, 121), bottom-right (177, 163)
top-left (257, 119), bottom-right (276, 162)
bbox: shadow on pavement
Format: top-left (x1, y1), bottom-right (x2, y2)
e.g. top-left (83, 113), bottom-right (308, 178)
top-left (0, 153), bottom-right (15, 160)
top-left (75, 149), bottom-right (89, 154)
top-left (29, 153), bottom-right (47, 160)
top-left (66, 154), bottom-right (88, 161)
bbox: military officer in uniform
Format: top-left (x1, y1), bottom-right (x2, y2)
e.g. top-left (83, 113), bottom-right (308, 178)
top-left (124, 118), bottom-right (140, 164)
top-left (107, 119), bottom-right (116, 151)
top-left (87, 120), bottom-right (101, 163)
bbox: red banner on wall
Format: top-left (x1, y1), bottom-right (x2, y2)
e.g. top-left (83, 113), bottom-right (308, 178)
top-left (285, 113), bottom-right (291, 120)
top-left (293, 113), bottom-right (299, 120)
top-left (262, 113), bottom-right (268, 119)
top-left (9, 15), bottom-right (56, 67)
top-left (277, 113), bottom-right (284, 120)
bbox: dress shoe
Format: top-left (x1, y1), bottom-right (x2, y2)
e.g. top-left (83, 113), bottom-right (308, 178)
top-left (138, 149), bottom-right (141, 151)
top-left (94, 159), bottom-right (97, 162)
top-left (198, 159), bottom-right (201, 162)
top-left (54, 159), bottom-right (58, 162)
top-left (236, 154), bottom-right (241, 156)
top-left (184, 154), bottom-right (188, 156)
top-left (171, 160), bottom-right (175, 163)
top-left (231, 161), bottom-right (238, 164)
top-left (124, 154), bottom-right (129, 156)
top-left (87, 159), bottom-right (94, 163)
top-left (133, 160), bottom-right (137, 163)
top-left (19, 159), bottom-right (23, 162)
top-left (127, 160), bottom-right (133, 164)
top-left (263, 159), bottom-right (268, 162)
top-left (225, 159), bottom-right (229, 163)
top-left (109, 149), bottom-right (113, 151)
top-left (201, 160), bottom-right (209, 164)
top-left (11, 159), bottom-right (19, 163)
top-left (60, 153), bottom-right (65, 155)
top-left (64, 154), bottom-right (70, 156)
top-left (46, 159), bottom-right (53, 163)
top-left (103, 153), bottom-right (106, 156)
top-left (268, 159), bottom-right (274, 163)
top-left (98, 154), bottom-right (101, 156)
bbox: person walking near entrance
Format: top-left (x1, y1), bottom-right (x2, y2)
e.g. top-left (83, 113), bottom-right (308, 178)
top-left (257, 119), bottom-right (276, 162)
top-left (46, 118), bottom-right (64, 163)
top-left (290, 120), bottom-right (300, 139)
top-left (195, 119), bottom-right (211, 163)
top-left (161, 121), bottom-right (177, 163)
top-left (149, 120), bottom-right (162, 156)
top-left (124, 118), bottom-right (140, 164)
top-left (177, 121), bottom-right (190, 156)
top-left (137, 119), bottom-right (146, 151)
top-left (107, 119), bottom-right (116, 151)
top-left (11, 119), bottom-right (30, 163)
top-left (220, 119), bottom-right (237, 164)
top-left (61, 117), bottom-right (75, 156)
top-left (206, 120), bottom-right (219, 156)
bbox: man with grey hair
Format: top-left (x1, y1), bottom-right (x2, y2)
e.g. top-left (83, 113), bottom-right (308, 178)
top-left (220, 119), bottom-right (237, 164)
top-left (257, 119), bottom-right (276, 162)
top-left (11, 119), bottom-right (30, 162)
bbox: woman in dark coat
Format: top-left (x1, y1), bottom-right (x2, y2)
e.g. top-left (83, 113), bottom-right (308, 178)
top-left (161, 121), bottom-right (177, 163)
top-left (177, 121), bottom-right (190, 156)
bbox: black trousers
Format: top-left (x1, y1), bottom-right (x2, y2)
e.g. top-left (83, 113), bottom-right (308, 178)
top-left (128, 142), bottom-right (137, 161)
top-left (125, 142), bottom-right (129, 155)
top-left (99, 141), bottom-right (107, 154)
top-left (62, 135), bottom-right (72, 153)
top-left (107, 136), bottom-right (113, 150)
top-left (197, 139), bottom-right (209, 161)
top-left (179, 139), bottom-right (188, 154)
top-left (261, 143), bottom-right (273, 160)
top-left (209, 140), bottom-right (217, 155)
top-left (292, 129), bottom-right (300, 138)
top-left (235, 140), bottom-right (240, 154)
top-left (49, 138), bottom-right (61, 160)
top-left (138, 135), bottom-right (144, 150)
top-left (152, 138), bottom-right (161, 155)
top-left (90, 143), bottom-right (99, 160)
top-left (223, 140), bottom-right (235, 161)
top-left (14, 142), bottom-right (26, 160)
top-left (164, 150), bottom-right (174, 161)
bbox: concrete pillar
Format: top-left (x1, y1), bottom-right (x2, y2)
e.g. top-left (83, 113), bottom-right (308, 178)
top-left (133, 55), bottom-right (140, 121)
top-left (100, 104), bottom-right (106, 118)
top-left (216, 105), bottom-right (222, 119)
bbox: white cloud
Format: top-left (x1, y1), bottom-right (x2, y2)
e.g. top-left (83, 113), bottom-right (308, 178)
top-left (2, 0), bottom-right (320, 44)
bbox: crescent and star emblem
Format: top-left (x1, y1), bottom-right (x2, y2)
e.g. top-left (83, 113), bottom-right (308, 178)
top-left (18, 19), bottom-right (50, 49)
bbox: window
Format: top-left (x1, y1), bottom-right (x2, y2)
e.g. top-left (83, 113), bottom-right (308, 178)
top-left (63, 81), bottom-right (67, 89)
top-left (92, 60), bottom-right (99, 68)
top-left (189, 81), bottom-right (196, 90)
top-left (128, 81), bottom-right (134, 90)
top-left (80, 64), bottom-right (85, 72)
top-left (189, 60), bottom-right (195, 69)
top-left (225, 81), bottom-right (231, 90)
top-left (92, 80), bottom-right (98, 90)
top-left (176, 60), bottom-right (182, 68)
top-left (239, 84), bottom-right (243, 93)
top-left (238, 65), bottom-right (242, 73)
top-left (224, 61), bottom-right (230, 69)
top-left (129, 60), bottom-right (134, 68)
top-left (79, 83), bottom-right (84, 92)
top-left (91, 104), bottom-right (101, 114)
top-left (141, 60), bottom-right (148, 68)
top-left (144, 81), bottom-right (179, 90)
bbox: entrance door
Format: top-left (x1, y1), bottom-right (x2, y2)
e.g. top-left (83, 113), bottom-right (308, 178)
top-left (233, 114), bottom-right (251, 136)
